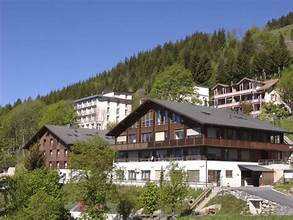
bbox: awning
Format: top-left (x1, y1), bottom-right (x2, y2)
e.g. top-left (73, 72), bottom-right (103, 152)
top-left (239, 165), bottom-right (272, 172)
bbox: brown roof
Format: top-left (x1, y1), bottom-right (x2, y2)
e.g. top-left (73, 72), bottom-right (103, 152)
top-left (257, 79), bottom-right (279, 91)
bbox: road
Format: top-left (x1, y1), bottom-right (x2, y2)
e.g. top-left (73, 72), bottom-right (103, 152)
top-left (237, 187), bottom-right (293, 208)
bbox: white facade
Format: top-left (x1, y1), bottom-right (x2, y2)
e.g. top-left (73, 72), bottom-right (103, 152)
top-left (193, 86), bottom-right (210, 106)
top-left (212, 78), bottom-right (291, 116)
top-left (74, 92), bottom-right (132, 130)
top-left (114, 160), bottom-right (258, 188)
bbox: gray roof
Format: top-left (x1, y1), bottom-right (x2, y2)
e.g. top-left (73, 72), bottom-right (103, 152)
top-left (239, 165), bottom-right (272, 172)
top-left (44, 125), bottom-right (114, 145)
top-left (24, 125), bottom-right (114, 148)
top-left (149, 99), bottom-right (287, 133)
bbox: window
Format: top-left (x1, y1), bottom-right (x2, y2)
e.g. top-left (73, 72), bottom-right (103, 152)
top-left (142, 133), bottom-right (153, 142)
top-left (43, 139), bottom-right (46, 144)
top-left (187, 170), bottom-right (200, 182)
top-left (43, 151), bottom-right (46, 156)
top-left (156, 110), bottom-right (162, 125)
top-left (116, 115), bottom-right (119, 122)
top-left (116, 108), bottom-right (120, 115)
top-left (143, 111), bottom-right (153, 127)
top-left (175, 130), bottom-right (185, 140)
top-left (226, 170), bottom-right (233, 178)
top-left (64, 149), bottom-right (68, 156)
top-left (107, 107), bottom-right (110, 114)
top-left (162, 110), bottom-right (168, 124)
top-left (64, 161), bottom-right (68, 169)
top-left (56, 161), bottom-right (60, 168)
top-left (172, 113), bottom-right (182, 123)
top-left (141, 170), bottom-right (151, 181)
top-left (128, 170), bottom-right (137, 180)
top-left (128, 134), bottom-right (137, 143)
top-left (125, 109), bottom-right (128, 115)
top-left (50, 150), bottom-right (53, 157)
top-left (97, 123), bottom-right (101, 130)
top-left (49, 162), bottom-right (52, 168)
top-left (107, 115), bottom-right (110, 121)
top-left (50, 138), bottom-right (53, 146)
top-left (57, 149), bottom-right (60, 156)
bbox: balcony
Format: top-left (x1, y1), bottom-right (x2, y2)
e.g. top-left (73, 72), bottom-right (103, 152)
top-left (112, 136), bottom-right (292, 152)
top-left (214, 88), bottom-right (257, 99)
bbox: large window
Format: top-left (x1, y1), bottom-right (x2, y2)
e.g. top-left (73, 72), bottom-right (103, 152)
top-left (175, 130), bottom-right (185, 140)
top-left (172, 113), bottom-right (182, 123)
top-left (226, 170), bottom-right (233, 178)
top-left (187, 170), bottom-right (200, 182)
top-left (128, 134), bottom-right (137, 143)
top-left (141, 170), bottom-right (151, 181)
top-left (142, 133), bottom-right (153, 142)
top-left (143, 111), bottom-right (153, 127)
top-left (128, 170), bottom-right (137, 180)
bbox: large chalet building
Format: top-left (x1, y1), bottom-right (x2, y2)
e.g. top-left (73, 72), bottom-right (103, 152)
top-left (107, 99), bottom-right (293, 187)
top-left (24, 125), bottom-right (112, 169)
top-left (211, 77), bottom-right (291, 116)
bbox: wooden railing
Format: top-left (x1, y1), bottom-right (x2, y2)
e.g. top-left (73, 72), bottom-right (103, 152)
top-left (112, 136), bottom-right (292, 152)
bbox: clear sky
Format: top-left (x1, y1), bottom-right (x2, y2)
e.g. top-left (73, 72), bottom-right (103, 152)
top-left (0, 0), bottom-right (292, 106)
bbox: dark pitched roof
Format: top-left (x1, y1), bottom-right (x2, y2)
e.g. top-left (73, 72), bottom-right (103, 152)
top-left (24, 125), bottom-right (114, 149)
top-left (239, 165), bottom-right (272, 172)
top-left (107, 99), bottom-right (287, 136)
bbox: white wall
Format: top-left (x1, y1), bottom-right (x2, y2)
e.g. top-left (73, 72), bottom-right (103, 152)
top-left (114, 160), bottom-right (258, 188)
top-left (74, 92), bottom-right (132, 130)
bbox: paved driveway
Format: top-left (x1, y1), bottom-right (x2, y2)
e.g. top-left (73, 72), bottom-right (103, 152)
top-left (236, 187), bottom-right (293, 208)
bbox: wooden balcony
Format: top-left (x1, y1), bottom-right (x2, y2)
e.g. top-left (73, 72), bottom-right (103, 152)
top-left (112, 136), bottom-right (292, 152)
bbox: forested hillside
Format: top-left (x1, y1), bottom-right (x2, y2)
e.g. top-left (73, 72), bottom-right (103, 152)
top-left (1, 12), bottom-right (293, 168)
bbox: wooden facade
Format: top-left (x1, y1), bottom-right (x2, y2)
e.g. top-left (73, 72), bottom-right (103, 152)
top-left (108, 100), bottom-right (292, 163)
top-left (38, 131), bottom-right (69, 169)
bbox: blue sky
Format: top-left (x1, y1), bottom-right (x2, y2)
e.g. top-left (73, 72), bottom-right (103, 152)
top-left (0, 0), bottom-right (292, 106)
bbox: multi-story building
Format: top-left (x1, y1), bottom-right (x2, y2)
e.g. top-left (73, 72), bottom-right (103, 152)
top-left (211, 77), bottom-right (291, 116)
top-left (23, 125), bottom-right (113, 169)
top-left (107, 99), bottom-right (293, 187)
top-left (191, 85), bottom-right (210, 106)
top-left (74, 92), bottom-right (132, 130)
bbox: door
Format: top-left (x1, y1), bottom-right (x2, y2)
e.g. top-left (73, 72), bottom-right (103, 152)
top-left (208, 170), bottom-right (221, 186)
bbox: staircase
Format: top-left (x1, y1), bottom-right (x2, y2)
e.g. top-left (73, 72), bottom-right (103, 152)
top-left (189, 187), bottom-right (220, 212)
top-left (194, 187), bottom-right (221, 212)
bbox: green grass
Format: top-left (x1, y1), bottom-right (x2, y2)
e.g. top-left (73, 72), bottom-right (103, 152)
top-left (187, 188), bottom-right (204, 199)
top-left (270, 24), bottom-right (293, 54)
top-left (271, 24), bottom-right (293, 40)
top-left (273, 181), bottom-right (293, 193)
top-left (278, 117), bottom-right (293, 141)
top-left (205, 194), bottom-right (247, 215)
top-left (179, 216), bottom-right (293, 220)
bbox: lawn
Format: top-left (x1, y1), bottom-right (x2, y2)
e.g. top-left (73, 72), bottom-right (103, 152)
top-left (205, 194), bottom-right (247, 215)
top-left (179, 194), bottom-right (293, 220)
top-left (273, 181), bottom-right (293, 193)
top-left (278, 117), bottom-right (293, 141)
top-left (179, 216), bottom-right (293, 220)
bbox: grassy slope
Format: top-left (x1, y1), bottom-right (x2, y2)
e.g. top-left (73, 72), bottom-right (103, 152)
top-left (205, 194), bottom-right (247, 215)
top-left (179, 194), bottom-right (292, 220)
top-left (273, 181), bottom-right (293, 193)
top-left (179, 216), bottom-right (293, 220)
top-left (278, 117), bottom-right (293, 140)
top-left (271, 24), bottom-right (293, 54)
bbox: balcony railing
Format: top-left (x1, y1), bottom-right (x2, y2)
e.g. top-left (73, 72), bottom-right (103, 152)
top-left (113, 136), bottom-right (292, 152)
top-left (116, 155), bottom-right (206, 162)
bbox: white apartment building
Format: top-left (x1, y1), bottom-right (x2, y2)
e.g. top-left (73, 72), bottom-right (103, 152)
top-left (212, 78), bottom-right (291, 116)
top-left (74, 92), bottom-right (132, 130)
